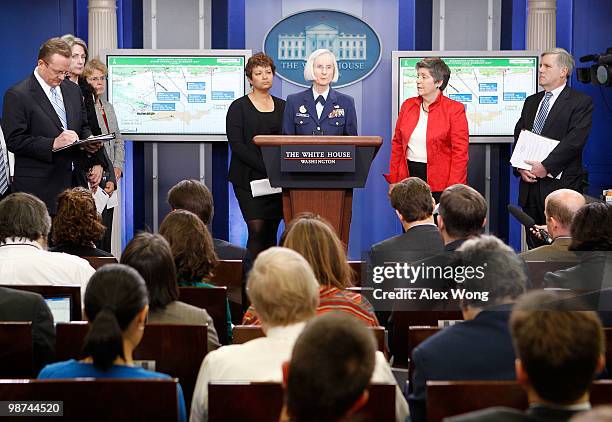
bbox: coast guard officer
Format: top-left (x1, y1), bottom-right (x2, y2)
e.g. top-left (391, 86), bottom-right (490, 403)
top-left (282, 49), bottom-right (358, 136)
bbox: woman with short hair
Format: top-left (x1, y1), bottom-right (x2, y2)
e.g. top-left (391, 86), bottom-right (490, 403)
top-left (385, 57), bottom-right (469, 202)
top-left (38, 264), bottom-right (187, 422)
top-left (282, 49), bottom-right (358, 136)
top-left (50, 187), bottom-right (112, 257)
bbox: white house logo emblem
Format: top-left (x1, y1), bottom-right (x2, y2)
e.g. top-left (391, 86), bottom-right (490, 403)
top-left (263, 10), bottom-right (382, 88)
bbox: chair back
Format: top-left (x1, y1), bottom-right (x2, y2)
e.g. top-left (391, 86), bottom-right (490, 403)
top-left (524, 260), bottom-right (576, 288)
top-left (208, 382), bottom-right (395, 422)
top-left (426, 380), bottom-right (612, 422)
top-left (0, 379), bottom-right (179, 421)
top-left (0, 322), bottom-right (33, 378)
top-left (179, 286), bottom-right (229, 344)
top-left (55, 322), bottom-right (207, 411)
top-left (81, 255), bottom-right (118, 270)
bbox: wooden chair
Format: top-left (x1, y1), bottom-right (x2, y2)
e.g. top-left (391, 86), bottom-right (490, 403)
top-left (0, 284), bottom-right (82, 321)
top-left (0, 322), bottom-right (33, 378)
top-left (208, 382), bottom-right (395, 422)
top-left (0, 379), bottom-right (179, 421)
top-left (426, 380), bottom-right (612, 422)
top-left (524, 260), bottom-right (577, 289)
top-left (179, 286), bottom-right (229, 345)
top-left (391, 310), bottom-right (463, 367)
top-left (210, 260), bottom-right (244, 325)
top-left (232, 325), bottom-right (387, 354)
top-left (407, 326), bottom-right (441, 392)
top-left (349, 260), bottom-right (364, 286)
top-left (55, 322), bottom-right (208, 411)
top-left (81, 255), bottom-right (118, 270)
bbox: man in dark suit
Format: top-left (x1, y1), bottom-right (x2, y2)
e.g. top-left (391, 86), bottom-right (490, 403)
top-left (409, 236), bottom-right (527, 422)
top-left (1, 37), bottom-right (102, 215)
top-left (514, 48), bottom-right (593, 248)
top-left (370, 177), bottom-right (444, 266)
top-left (446, 290), bottom-right (606, 422)
top-left (0, 287), bottom-right (55, 374)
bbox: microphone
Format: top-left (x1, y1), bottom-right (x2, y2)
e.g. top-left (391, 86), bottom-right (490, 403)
top-left (507, 205), bottom-right (553, 244)
top-left (579, 54), bottom-right (600, 63)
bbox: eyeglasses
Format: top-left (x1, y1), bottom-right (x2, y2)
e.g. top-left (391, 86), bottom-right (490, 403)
top-left (43, 61), bottom-right (70, 78)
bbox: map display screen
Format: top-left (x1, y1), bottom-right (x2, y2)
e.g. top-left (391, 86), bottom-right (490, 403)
top-left (106, 55), bottom-right (246, 137)
top-left (397, 56), bottom-right (538, 137)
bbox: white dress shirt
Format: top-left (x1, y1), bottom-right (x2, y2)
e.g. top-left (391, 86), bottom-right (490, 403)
top-left (407, 106), bottom-right (429, 163)
top-left (535, 83), bottom-right (566, 123)
top-left (189, 321), bottom-right (409, 422)
top-left (312, 86), bottom-right (330, 119)
top-left (0, 238), bottom-right (95, 299)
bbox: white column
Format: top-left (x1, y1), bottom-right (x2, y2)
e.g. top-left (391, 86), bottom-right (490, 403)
top-left (527, 0), bottom-right (556, 50)
top-left (88, 0), bottom-right (118, 60)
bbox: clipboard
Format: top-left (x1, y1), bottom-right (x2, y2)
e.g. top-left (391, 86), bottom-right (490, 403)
top-left (52, 133), bottom-right (116, 152)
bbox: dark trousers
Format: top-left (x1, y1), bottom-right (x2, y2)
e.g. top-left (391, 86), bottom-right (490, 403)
top-left (98, 207), bottom-right (113, 252)
top-left (408, 160), bottom-right (442, 203)
top-left (523, 186), bottom-right (548, 249)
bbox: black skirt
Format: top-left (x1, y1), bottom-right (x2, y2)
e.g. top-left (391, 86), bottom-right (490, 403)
top-left (233, 184), bottom-right (283, 221)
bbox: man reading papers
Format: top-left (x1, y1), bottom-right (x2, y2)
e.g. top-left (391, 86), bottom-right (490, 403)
top-left (513, 48), bottom-right (593, 248)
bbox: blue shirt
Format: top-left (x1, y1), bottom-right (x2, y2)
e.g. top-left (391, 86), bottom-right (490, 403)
top-left (39, 359), bottom-right (186, 422)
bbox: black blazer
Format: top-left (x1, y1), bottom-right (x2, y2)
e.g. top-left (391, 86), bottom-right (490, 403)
top-left (0, 287), bottom-right (55, 373)
top-left (409, 310), bottom-right (516, 422)
top-left (513, 85), bottom-right (593, 207)
top-left (446, 405), bottom-right (584, 422)
top-left (2, 74), bottom-right (94, 214)
top-left (369, 224), bottom-right (444, 265)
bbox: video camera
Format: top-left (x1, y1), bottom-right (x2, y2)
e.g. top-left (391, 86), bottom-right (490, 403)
top-left (576, 48), bottom-right (612, 87)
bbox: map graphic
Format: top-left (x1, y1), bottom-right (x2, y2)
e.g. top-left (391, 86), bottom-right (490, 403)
top-left (399, 57), bottom-right (537, 136)
top-left (107, 56), bottom-right (245, 135)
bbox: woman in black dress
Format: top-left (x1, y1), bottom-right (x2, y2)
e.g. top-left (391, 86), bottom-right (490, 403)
top-left (226, 53), bottom-right (285, 258)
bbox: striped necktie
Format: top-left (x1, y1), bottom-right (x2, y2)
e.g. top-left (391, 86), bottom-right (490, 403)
top-left (0, 141), bottom-right (9, 195)
top-left (532, 91), bottom-right (553, 135)
top-left (50, 87), bottom-right (68, 129)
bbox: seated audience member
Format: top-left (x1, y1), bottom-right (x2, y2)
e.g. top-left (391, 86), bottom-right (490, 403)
top-left (409, 235), bottom-right (527, 422)
top-left (159, 209), bottom-right (232, 340)
top-left (191, 247), bottom-right (408, 422)
top-left (167, 180), bottom-right (250, 261)
top-left (0, 193), bottom-right (94, 298)
top-left (520, 188), bottom-right (585, 262)
top-left (280, 314), bottom-right (376, 422)
top-left (243, 214), bottom-right (379, 327)
top-left (437, 184), bottom-right (488, 251)
top-left (49, 187), bottom-right (113, 257)
top-left (120, 232), bottom-right (220, 351)
top-left (370, 177), bottom-right (444, 264)
top-left (545, 202), bottom-right (612, 291)
top-left (38, 264), bottom-right (187, 422)
top-left (447, 290), bottom-right (606, 422)
top-left (0, 287), bottom-right (55, 373)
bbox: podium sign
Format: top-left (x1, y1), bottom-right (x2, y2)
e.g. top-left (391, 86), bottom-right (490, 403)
top-left (280, 145), bottom-right (356, 173)
top-left (254, 135), bottom-right (382, 246)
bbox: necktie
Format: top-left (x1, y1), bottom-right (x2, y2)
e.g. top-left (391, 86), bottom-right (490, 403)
top-left (532, 91), bottom-right (553, 135)
top-left (316, 95), bottom-right (326, 106)
top-left (50, 87), bottom-right (68, 129)
top-left (0, 141), bottom-right (9, 195)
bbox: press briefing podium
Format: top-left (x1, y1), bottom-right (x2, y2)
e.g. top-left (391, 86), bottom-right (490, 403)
top-left (254, 135), bottom-right (382, 245)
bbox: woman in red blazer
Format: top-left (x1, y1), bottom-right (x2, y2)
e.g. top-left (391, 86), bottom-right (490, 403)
top-left (385, 58), bottom-right (469, 200)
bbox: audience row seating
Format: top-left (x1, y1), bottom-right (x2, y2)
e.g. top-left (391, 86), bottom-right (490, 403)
top-left (81, 256), bottom-right (118, 270)
top-left (524, 260), bottom-right (577, 288)
top-left (232, 325), bottom-right (387, 355)
top-left (427, 380), bottom-right (612, 422)
top-left (178, 286), bottom-right (228, 345)
top-left (208, 382), bottom-right (396, 422)
top-left (55, 322), bottom-right (207, 412)
top-left (0, 379), bottom-right (179, 421)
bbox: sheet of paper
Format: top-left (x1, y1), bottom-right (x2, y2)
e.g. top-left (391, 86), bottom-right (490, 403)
top-left (106, 190), bottom-right (119, 209)
top-left (250, 178), bottom-right (282, 197)
top-left (91, 185), bottom-right (109, 214)
top-left (510, 130), bottom-right (560, 171)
